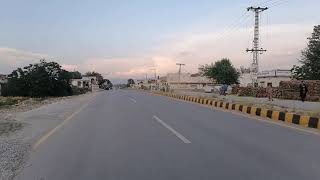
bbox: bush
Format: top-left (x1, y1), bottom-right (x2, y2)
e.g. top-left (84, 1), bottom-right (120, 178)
top-left (3, 60), bottom-right (73, 97)
top-left (71, 86), bottom-right (90, 95)
top-left (0, 98), bottom-right (18, 107)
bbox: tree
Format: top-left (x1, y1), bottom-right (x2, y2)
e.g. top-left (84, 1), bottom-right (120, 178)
top-left (292, 25), bottom-right (320, 80)
top-left (101, 79), bottom-right (113, 89)
top-left (85, 71), bottom-right (104, 85)
top-left (3, 59), bottom-right (72, 97)
top-left (69, 71), bottom-right (82, 79)
top-left (199, 58), bottom-right (239, 84)
top-left (127, 79), bottom-right (135, 87)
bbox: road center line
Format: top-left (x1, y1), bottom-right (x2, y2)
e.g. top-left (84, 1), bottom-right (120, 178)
top-left (129, 97), bottom-right (137, 103)
top-left (153, 115), bottom-right (191, 144)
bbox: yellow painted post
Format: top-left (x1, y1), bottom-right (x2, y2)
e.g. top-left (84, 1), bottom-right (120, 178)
top-left (242, 106), bottom-right (248, 113)
top-left (300, 116), bottom-right (310, 127)
top-left (285, 113), bottom-right (294, 123)
top-left (235, 104), bottom-right (240, 111)
top-left (251, 107), bottom-right (257, 116)
top-left (272, 111), bottom-right (280, 121)
top-left (261, 109), bottom-right (268, 118)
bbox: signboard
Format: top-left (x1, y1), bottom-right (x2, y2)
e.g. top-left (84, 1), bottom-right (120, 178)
top-left (257, 69), bottom-right (291, 77)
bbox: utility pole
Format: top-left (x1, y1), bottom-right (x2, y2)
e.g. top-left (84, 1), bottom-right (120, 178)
top-left (246, 6), bottom-right (268, 73)
top-left (150, 68), bottom-right (157, 80)
top-left (176, 63), bottom-right (185, 83)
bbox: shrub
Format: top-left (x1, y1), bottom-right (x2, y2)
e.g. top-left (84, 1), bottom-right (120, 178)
top-left (3, 60), bottom-right (73, 97)
top-left (71, 86), bottom-right (90, 95)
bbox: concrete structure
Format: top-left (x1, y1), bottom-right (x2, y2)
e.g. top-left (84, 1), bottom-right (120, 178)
top-left (239, 73), bottom-right (257, 87)
top-left (239, 69), bottom-right (292, 87)
top-left (71, 76), bottom-right (97, 89)
top-left (131, 73), bottom-right (212, 91)
top-left (257, 69), bottom-right (291, 87)
top-left (165, 73), bottom-right (213, 90)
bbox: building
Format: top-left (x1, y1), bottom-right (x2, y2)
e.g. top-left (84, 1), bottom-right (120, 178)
top-left (165, 73), bottom-right (213, 90)
top-left (239, 69), bottom-right (292, 87)
top-left (71, 76), bottom-right (97, 88)
top-left (257, 69), bottom-right (292, 87)
top-left (239, 73), bottom-right (257, 87)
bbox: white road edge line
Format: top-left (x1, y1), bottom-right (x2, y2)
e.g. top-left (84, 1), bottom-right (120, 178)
top-left (129, 97), bottom-right (137, 103)
top-left (32, 95), bottom-right (96, 150)
top-left (153, 115), bottom-right (191, 144)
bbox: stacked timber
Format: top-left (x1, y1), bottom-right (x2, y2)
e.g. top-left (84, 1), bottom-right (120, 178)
top-left (279, 80), bottom-right (320, 101)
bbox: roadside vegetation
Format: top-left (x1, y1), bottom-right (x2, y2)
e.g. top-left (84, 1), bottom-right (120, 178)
top-left (127, 78), bottom-right (135, 87)
top-left (0, 97), bottom-right (28, 108)
top-left (292, 25), bottom-right (320, 80)
top-left (0, 60), bottom-right (112, 98)
top-left (199, 58), bottom-right (239, 84)
top-left (1, 60), bottom-right (73, 97)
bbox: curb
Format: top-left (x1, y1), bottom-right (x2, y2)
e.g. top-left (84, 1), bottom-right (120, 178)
top-left (154, 92), bottom-right (320, 129)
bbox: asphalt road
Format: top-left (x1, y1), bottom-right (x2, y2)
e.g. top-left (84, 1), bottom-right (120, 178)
top-left (16, 90), bottom-right (320, 180)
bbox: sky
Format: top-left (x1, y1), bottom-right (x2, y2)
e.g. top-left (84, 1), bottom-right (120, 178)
top-left (0, 0), bottom-right (319, 83)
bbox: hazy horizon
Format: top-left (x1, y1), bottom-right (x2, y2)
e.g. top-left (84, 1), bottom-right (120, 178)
top-left (1, 0), bottom-right (319, 83)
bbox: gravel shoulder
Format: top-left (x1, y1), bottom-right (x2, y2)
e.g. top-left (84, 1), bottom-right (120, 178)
top-left (0, 92), bottom-right (98, 180)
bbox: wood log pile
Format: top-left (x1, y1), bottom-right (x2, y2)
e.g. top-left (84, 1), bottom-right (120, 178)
top-left (231, 80), bottom-right (320, 101)
top-left (279, 80), bottom-right (320, 101)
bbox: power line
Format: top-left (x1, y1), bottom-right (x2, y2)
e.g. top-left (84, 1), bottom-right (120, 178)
top-left (214, 12), bottom-right (251, 41)
top-left (268, 0), bottom-right (290, 8)
top-left (256, 0), bottom-right (289, 8)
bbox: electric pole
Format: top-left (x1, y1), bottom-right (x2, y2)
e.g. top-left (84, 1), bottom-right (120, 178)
top-left (176, 63), bottom-right (185, 83)
top-left (150, 68), bottom-right (157, 80)
top-left (246, 6), bottom-right (268, 73)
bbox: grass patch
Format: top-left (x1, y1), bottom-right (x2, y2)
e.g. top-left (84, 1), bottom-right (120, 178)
top-left (0, 97), bottom-right (29, 107)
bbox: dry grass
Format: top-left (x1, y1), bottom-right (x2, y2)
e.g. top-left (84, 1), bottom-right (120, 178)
top-left (0, 97), bottom-right (29, 108)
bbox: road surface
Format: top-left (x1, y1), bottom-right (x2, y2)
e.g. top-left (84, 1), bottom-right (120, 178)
top-left (16, 90), bottom-right (320, 180)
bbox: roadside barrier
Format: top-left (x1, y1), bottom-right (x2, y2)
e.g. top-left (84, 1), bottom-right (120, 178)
top-left (154, 92), bottom-right (320, 129)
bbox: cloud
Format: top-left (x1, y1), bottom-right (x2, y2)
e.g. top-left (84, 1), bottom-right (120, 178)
top-left (61, 64), bottom-right (79, 71)
top-left (63, 56), bottom-right (179, 80)
top-left (61, 23), bottom-right (313, 82)
top-left (154, 23), bottom-right (312, 71)
top-left (0, 23), bottom-right (313, 82)
top-left (0, 47), bottom-right (48, 73)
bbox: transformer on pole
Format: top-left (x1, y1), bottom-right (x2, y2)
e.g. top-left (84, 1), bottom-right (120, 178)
top-left (246, 6), bottom-right (268, 73)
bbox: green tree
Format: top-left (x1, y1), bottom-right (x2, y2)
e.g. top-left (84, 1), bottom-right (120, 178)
top-left (127, 79), bottom-right (135, 87)
top-left (292, 25), bottom-right (320, 80)
top-left (199, 58), bottom-right (239, 84)
top-left (69, 71), bottom-right (82, 79)
top-left (85, 71), bottom-right (104, 85)
top-left (101, 79), bottom-right (113, 89)
top-left (4, 59), bottom-right (72, 97)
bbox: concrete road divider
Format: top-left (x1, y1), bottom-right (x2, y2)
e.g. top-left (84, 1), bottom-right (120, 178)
top-left (154, 92), bottom-right (320, 129)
